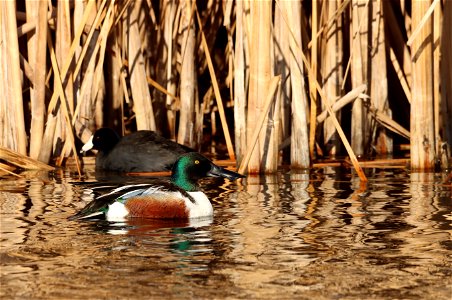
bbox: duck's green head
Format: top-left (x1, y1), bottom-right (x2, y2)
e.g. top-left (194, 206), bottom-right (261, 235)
top-left (171, 152), bottom-right (245, 191)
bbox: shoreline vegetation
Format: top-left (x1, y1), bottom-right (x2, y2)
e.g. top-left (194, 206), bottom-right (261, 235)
top-left (0, 1), bottom-right (451, 180)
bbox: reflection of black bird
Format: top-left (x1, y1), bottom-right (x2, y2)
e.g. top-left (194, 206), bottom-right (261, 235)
top-left (81, 128), bottom-right (194, 172)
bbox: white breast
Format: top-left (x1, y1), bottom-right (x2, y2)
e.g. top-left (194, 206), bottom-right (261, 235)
top-left (185, 192), bottom-right (213, 218)
top-left (106, 201), bottom-right (129, 221)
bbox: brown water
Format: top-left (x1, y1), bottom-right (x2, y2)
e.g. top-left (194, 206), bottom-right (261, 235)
top-left (0, 167), bottom-right (451, 299)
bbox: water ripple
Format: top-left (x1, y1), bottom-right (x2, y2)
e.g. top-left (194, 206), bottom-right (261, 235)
top-left (0, 169), bottom-right (451, 299)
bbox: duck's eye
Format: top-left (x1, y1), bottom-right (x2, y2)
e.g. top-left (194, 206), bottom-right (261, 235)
top-left (194, 160), bottom-right (200, 165)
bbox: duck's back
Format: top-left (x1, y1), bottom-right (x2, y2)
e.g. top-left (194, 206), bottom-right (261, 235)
top-left (96, 131), bottom-right (193, 172)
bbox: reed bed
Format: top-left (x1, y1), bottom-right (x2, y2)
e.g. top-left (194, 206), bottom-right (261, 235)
top-left (0, 0), bottom-right (450, 177)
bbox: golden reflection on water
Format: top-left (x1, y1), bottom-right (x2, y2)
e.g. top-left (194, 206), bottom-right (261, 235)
top-left (0, 169), bottom-right (451, 299)
top-left (217, 173), bottom-right (314, 297)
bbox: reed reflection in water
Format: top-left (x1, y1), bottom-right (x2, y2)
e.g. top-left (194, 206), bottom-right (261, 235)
top-left (0, 169), bottom-right (451, 299)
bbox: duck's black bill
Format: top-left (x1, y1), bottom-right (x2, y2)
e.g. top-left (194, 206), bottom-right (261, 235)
top-left (208, 164), bottom-right (245, 181)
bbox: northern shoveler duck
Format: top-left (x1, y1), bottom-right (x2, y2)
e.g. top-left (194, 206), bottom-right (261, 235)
top-left (70, 152), bottom-right (245, 221)
top-left (81, 128), bottom-right (194, 172)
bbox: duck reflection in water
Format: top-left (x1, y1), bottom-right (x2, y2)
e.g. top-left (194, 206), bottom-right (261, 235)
top-left (83, 216), bottom-right (213, 236)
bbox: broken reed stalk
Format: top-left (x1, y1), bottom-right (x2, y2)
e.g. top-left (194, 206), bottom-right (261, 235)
top-left (407, 0), bottom-right (440, 47)
top-left (85, 0), bottom-right (114, 125)
top-left (51, 0), bottom-right (99, 112)
top-left (55, 0), bottom-right (75, 159)
top-left (196, 8), bottom-right (235, 161)
top-left (273, 5), bottom-right (292, 164)
top-left (368, 106), bottom-right (410, 139)
top-left (178, 0), bottom-right (197, 147)
top-left (317, 87), bottom-right (368, 182)
top-left (320, 0), bottom-right (344, 157)
top-left (233, 0), bottom-right (247, 165)
top-left (76, 3), bottom-right (111, 133)
top-left (0, 164), bottom-right (21, 178)
top-left (307, 0), bottom-right (350, 50)
top-left (47, 30), bottom-right (82, 176)
top-left (17, 21), bottom-right (37, 37)
top-left (127, 1), bottom-right (156, 131)
top-left (441, 1), bottom-right (452, 155)
top-left (266, 75), bottom-right (281, 172)
top-left (110, 36), bottom-right (129, 134)
top-left (225, 5), bottom-right (235, 127)
top-left (19, 52), bottom-right (34, 83)
top-left (280, 0), bottom-right (310, 169)
top-left (247, 1), bottom-right (273, 173)
top-left (350, 0), bottom-right (369, 156)
top-left (1, 1), bottom-right (27, 155)
top-left (276, 0), bottom-right (367, 181)
top-left (433, 2), bottom-right (441, 158)
top-left (113, 0), bottom-right (133, 27)
top-left (410, 0), bottom-right (435, 171)
top-left (316, 84), bottom-right (367, 123)
top-left (147, 77), bottom-right (179, 104)
top-left (27, 0), bottom-right (47, 160)
top-left (39, 0), bottom-right (99, 163)
top-left (72, 1), bottom-right (106, 82)
top-left (73, 2), bottom-right (98, 132)
top-left (238, 76), bottom-right (281, 175)
top-left (163, 1), bottom-right (178, 140)
top-left (0, 146), bottom-right (54, 171)
top-left (370, 0), bottom-right (392, 154)
top-left (308, 0), bottom-right (318, 160)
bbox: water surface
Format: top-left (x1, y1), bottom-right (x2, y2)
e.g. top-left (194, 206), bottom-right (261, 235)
top-left (1, 167), bottom-right (451, 299)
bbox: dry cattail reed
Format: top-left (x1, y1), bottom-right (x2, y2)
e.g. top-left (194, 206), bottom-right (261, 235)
top-left (0, 0), bottom-right (448, 177)
top-left (410, 0), bottom-right (435, 171)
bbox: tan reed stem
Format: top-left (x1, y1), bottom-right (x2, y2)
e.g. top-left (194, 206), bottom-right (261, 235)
top-left (196, 8), bottom-right (236, 160)
top-left (27, 0), bottom-right (47, 159)
top-left (238, 76), bottom-right (281, 175)
top-left (276, 0), bottom-right (367, 182)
